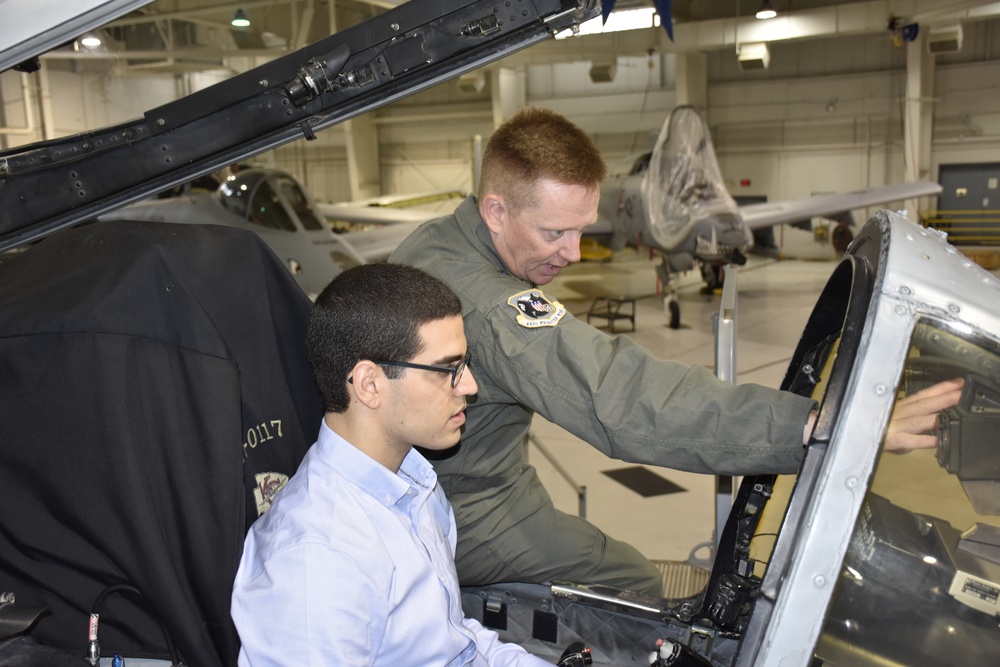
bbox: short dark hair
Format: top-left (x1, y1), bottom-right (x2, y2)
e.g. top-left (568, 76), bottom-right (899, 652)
top-left (307, 263), bottom-right (463, 413)
top-left (478, 107), bottom-right (606, 214)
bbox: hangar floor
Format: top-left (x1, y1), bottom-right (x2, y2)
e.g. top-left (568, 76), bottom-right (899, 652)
top-left (523, 247), bottom-right (1000, 596)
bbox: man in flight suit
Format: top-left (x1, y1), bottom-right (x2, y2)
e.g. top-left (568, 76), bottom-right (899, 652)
top-left (389, 107), bottom-right (963, 596)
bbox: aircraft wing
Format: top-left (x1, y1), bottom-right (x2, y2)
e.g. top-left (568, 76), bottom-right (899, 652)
top-left (739, 181), bottom-right (943, 230)
top-left (320, 191), bottom-right (467, 260)
top-left (341, 220), bottom-right (427, 262)
top-left (320, 204), bottom-right (440, 226)
top-left (319, 197), bottom-right (453, 263)
top-left (323, 189), bottom-right (466, 209)
top-left (318, 190), bottom-right (466, 226)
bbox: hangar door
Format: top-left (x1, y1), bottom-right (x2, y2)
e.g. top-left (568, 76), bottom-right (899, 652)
top-left (930, 163), bottom-right (1000, 245)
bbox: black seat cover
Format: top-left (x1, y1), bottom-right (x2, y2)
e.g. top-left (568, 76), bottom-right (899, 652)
top-left (0, 221), bottom-right (323, 666)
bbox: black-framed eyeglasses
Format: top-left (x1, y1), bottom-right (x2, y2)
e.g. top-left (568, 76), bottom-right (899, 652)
top-left (373, 352), bottom-right (471, 388)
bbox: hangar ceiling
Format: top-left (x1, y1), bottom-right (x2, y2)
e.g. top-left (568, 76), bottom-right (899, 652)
top-left (30, 0), bottom-right (1000, 75)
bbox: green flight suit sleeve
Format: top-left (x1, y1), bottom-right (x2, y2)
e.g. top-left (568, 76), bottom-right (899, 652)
top-left (466, 285), bottom-right (815, 476)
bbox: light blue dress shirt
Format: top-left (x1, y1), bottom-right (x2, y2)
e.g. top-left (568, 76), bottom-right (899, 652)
top-left (232, 420), bottom-right (551, 666)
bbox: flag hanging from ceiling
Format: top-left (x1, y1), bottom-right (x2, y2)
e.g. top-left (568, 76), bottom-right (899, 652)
top-left (602, 0), bottom-right (673, 41)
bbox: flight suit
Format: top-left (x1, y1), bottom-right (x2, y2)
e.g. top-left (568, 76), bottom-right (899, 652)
top-left (390, 196), bottom-right (815, 596)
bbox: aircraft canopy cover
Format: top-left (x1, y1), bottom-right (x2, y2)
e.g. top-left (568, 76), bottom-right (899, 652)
top-left (0, 221), bottom-right (322, 665)
top-left (645, 106), bottom-right (744, 250)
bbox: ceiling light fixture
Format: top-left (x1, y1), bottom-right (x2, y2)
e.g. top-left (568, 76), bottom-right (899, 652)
top-left (79, 33), bottom-right (103, 48)
top-left (73, 31), bottom-right (106, 52)
top-left (231, 9), bottom-right (251, 28)
top-left (756, 0), bottom-right (777, 20)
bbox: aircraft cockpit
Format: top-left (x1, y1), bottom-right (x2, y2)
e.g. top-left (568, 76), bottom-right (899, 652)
top-left (629, 153), bottom-right (653, 177)
top-left (218, 169), bottom-right (328, 234)
top-left (808, 320), bottom-right (1000, 666)
top-left (212, 167), bottom-right (364, 297)
top-left (461, 209), bottom-right (1000, 666)
top-left (736, 210), bottom-right (1000, 666)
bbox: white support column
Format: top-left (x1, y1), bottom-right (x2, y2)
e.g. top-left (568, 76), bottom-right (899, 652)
top-left (344, 113), bottom-right (381, 201)
top-left (37, 60), bottom-right (55, 141)
top-left (471, 133), bottom-right (483, 195)
top-left (904, 32), bottom-right (936, 221)
top-left (292, 0), bottom-right (315, 51)
top-left (675, 52), bottom-right (707, 111)
top-left (329, 0), bottom-right (380, 201)
top-left (490, 66), bottom-right (525, 129)
top-left (0, 72), bottom-right (39, 143)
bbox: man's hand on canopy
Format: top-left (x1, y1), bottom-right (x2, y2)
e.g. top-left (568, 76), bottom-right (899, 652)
top-left (885, 378), bottom-right (965, 453)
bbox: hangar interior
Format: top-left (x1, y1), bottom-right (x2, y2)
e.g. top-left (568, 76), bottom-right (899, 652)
top-left (3, 1), bottom-right (1000, 219)
top-left (3, 0), bottom-right (1000, 590)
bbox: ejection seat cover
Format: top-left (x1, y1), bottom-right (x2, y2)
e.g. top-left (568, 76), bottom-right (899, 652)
top-left (0, 221), bottom-right (322, 666)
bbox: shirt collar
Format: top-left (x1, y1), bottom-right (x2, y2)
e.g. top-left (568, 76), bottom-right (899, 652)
top-left (457, 195), bottom-right (512, 279)
top-left (314, 420), bottom-right (437, 507)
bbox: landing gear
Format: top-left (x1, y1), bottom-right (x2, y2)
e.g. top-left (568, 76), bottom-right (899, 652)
top-left (664, 295), bottom-right (681, 329)
top-left (656, 259), bottom-right (682, 329)
top-left (700, 263), bottom-right (723, 295)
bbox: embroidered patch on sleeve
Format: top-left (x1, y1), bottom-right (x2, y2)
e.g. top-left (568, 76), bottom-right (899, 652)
top-left (253, 472), bottom-right (290, 516)
top-left (506, 289), bottom-right (567, 328)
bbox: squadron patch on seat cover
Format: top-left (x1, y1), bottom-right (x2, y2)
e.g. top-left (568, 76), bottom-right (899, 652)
top-left (507, 289), bottom-right (566, 328)
top-left (253, 472), bottom-right (290, 516)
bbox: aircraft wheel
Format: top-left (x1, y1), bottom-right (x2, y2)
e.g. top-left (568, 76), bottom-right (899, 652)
top-left (665, 298), bottom-right (681, 329)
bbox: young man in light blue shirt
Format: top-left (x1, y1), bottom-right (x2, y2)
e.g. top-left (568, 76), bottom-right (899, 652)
top-left (231, 263), bottom-right (552, 666)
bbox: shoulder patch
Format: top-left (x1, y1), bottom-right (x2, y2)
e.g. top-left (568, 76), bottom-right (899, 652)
top-left (506, 289), bottom-right (566, 328)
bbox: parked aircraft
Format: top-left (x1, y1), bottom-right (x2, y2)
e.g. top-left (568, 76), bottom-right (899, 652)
top-left (98, 168), bottom-right (366, 299)
top-left (257, 105), bottom-right (944, 329)
top-left (85, 107), bottom-right (938, 320)
top-left (98, 169), bottom-right (466, 298)
top-left (596, 105), bottom-right (943, 327)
